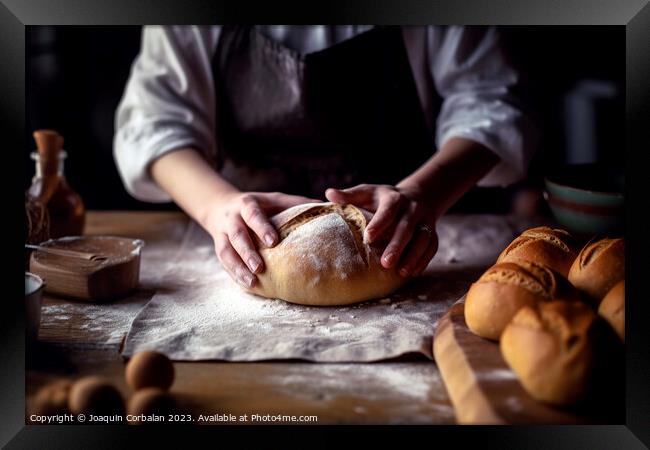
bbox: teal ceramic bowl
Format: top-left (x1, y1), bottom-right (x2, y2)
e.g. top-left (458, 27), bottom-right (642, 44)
top-left (544, 164), bottom-right (624, 236)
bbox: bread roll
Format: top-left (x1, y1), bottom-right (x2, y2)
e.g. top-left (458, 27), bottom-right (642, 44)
top-left (568, 238), bottom-right (625, 307)
top-left (500, 301), bottom-right (618, 406)
top-left (598, 281), bottom-right (624, 342)
top-left (465, 260), bottom-right (580, 341)
top-left (497, 227), bottom-right (578, 277)
top-left (247, 202), bottom-right (406, 306)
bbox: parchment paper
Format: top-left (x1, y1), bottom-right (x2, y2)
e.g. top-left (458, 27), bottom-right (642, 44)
top-left (122, 214), bottom-right (532, 362)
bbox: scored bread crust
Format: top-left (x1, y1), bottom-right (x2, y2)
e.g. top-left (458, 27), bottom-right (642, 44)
top-left (465, 260), bottom-right (581, 341)
top-left (497, 227), bottom-right (578, 277)
top-left (568, 238), bottom-right (625, 307)
top-left (246, 202), bottom-right (406, 306)
top-left (500, 301), bottom-right (599, 406)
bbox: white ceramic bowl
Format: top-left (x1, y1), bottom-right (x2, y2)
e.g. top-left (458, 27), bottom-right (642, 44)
top-left (25, 272), bottom-right (44, 341)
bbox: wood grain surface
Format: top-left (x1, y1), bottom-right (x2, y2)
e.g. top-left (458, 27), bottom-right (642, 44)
top-left (27, 211), bottom-right (456, 425)
top-left (433, 296), bottom-right (623, 424)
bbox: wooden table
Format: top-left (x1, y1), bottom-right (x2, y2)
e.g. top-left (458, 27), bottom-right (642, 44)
top-left (26, 211), bottom-right (456, 425)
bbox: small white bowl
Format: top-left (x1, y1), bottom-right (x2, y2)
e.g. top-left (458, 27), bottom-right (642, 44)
top-left (25, 272), bottom-right (44, 341)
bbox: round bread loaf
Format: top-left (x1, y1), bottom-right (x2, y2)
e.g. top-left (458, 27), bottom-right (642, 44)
top-left (598, 280), bottom-right (624, 342)
top-left (497, 226), bottom-right (578, 277)
top-left (568, 238), bottom-right (625, 307)
top-left (500, 301), bottom-right (611, 406)
top-left (465, 260), bottom-right (580, 341)
top-left (247, 202), bottom-right (406, 306)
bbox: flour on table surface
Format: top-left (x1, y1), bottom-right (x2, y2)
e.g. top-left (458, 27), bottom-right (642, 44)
top-left (37, 220), bottom-right (189, 346)
top-left (123, 214), bottom-right (523, 362)
top-left (432, 215), bottom-right (522, 267)
top-left (40, 299), bottom-right (146, 345)
top-left (265, 362), bottom-right (455, 423)
top-left (123, 265), bottom-right (450, 362)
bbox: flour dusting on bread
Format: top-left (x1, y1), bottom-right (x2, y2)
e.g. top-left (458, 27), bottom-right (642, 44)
top-left (273, 212), bottom-right (365, 282)
top-left (251, 202), bottom-right (405, 306)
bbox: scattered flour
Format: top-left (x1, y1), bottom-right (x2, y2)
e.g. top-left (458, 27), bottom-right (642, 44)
top-left (40, 299), bottom-right (145, 345)
top-left (266, 363), bottom-right (455, 423)
top-left (122, 214), bottom-right (523, 362)
top-left (37, 234), bottom-right (188, 346)
top-left (122, 221), bottom-right (461, 362)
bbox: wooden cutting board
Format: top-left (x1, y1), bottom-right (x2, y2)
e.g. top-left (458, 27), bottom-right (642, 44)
top-left (433, 296), bottom-right (622, 424)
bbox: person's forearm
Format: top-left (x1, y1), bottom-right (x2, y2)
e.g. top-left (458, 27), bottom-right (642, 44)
top-left (397, 137), bottom-right (499, 218)
top-left (149, 148), bottom-right (239, 229)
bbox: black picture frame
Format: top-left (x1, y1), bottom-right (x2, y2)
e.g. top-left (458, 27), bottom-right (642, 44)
top-left (2, 0), bottom-right (649, 447)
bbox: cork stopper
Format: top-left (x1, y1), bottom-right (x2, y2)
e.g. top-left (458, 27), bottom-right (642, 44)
top-left (33, 129), bottom-right (64, 159)
top-left (33, 129), bottom-right (64, 177)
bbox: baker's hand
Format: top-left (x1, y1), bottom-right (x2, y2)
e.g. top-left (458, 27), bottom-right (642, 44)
top-left (205, 192), bottom-right (320, 288)
top-left (325, 184), bottom-right (438, 277)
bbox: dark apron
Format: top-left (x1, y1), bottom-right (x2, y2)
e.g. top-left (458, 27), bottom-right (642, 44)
top-left (212, 26), bottom-right (435, 199)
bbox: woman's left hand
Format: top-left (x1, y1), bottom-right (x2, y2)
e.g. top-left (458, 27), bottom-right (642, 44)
top-left (325, 184), bottom-right (438, 277)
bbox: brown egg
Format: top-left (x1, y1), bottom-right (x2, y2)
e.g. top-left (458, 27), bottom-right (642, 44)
top-left (127, 388), bottom-right (176, 424)
top-left (31, 379), bottom-right (72, 416)
top-left (68, 376), bottom-right (125, 416)
top-left (125, 351), bottom-right (174, 391)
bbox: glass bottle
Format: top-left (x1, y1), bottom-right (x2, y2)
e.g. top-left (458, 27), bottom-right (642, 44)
top-left (28, 130), bottom-right (85, 238)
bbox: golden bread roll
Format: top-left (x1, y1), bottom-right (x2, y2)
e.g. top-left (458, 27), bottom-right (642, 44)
top-left (247, 202), bottom-right (406, 306)
top-left (465, 260), bottom-right (581, 341)
top-left (497, 226), bottom-right (578, 277)
top-left (500, 301), bottom-right (620, 406)
top-left (568, 238), bottom-right (625, 307)
top-left (598, 280), bottom-right (624, 342)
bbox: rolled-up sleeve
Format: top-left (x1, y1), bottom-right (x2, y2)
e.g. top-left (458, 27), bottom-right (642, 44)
top-left (429, 26), bottom-right (538, 187)
top-left (113, 26), bottom-right (221, 202)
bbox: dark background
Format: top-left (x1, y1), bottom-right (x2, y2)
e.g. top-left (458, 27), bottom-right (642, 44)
top-left (25, 25), bottom-right (625, 211)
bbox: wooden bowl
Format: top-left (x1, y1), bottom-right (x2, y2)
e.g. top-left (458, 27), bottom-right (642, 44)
top-left (29, 236), bottom-right (144, 302)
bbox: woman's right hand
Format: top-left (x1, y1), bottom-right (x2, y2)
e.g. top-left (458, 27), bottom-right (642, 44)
top-left (204, 191), bottom-right (320, 288)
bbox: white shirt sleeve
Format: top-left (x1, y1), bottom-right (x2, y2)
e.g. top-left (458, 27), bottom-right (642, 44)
top-left (429, 26), bottom-right (539, 187)
top-left (114, 25), bottom-right (537, 202)
top-left (113, 26), bottom-right (221, 202)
